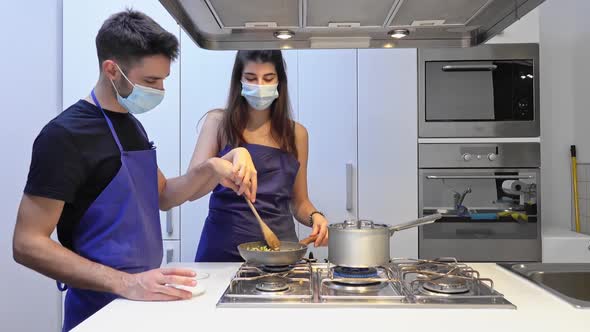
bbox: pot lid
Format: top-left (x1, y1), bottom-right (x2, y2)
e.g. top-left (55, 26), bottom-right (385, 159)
top-left (329, 219), bottom-right (388, 230)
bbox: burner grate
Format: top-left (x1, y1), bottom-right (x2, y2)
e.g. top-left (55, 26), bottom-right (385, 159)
top-left (390, 258), bottom-right (498, 298)
top-left (333, 267), bottom-right (379, 279)
top-left (255, 276), bottom-right (290, 292)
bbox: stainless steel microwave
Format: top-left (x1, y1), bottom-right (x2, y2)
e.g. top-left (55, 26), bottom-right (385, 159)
top-left (419, 43), bottom-right (540, 138)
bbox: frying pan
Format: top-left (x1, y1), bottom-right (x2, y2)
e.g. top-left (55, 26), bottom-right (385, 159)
top-left (237, 236), bottom-right (316, 266)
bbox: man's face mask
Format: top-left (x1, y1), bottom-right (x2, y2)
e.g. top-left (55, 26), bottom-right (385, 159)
top-left (110, 63), bottom-right (165, 115)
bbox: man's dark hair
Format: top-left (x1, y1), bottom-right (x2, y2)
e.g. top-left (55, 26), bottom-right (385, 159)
top-left (95, 9), bottom-right (179, 69)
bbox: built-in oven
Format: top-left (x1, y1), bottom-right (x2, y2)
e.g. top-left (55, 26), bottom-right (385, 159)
top-left (419, 143), bottom-right (541, 262)
top-left (419, 43), bottom-right (539, 138)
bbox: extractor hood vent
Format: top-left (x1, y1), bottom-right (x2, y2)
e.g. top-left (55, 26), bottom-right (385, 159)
top-left (206, 0), bottom-right (300, 29)
top-left (389, 0), bottom-right (491, 27)
top-left (159, 0), bottom-right (544, 50)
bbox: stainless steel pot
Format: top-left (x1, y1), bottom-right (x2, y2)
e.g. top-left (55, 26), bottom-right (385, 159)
top-left (327, 214), bottom-right (442, 267)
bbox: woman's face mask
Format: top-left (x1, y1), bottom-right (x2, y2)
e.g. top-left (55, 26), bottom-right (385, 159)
top-left (240, 82), bottom-right (279, 111)
top-left (240, 61), bottom-right (280, 111)
top-left (110, 63), bottom-right (165, 115)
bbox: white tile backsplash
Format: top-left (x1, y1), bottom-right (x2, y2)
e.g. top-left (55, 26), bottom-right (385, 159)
top-left (578, 182), bottom-right (587, 199)
top-left (574, 164), bottom-right (590, 234)
top-left (583, 164), bottom-right (588, 181)
top-left (579, 199), bottom-right (588, 217)
top-left (582, 216), bottom-right (590, 235)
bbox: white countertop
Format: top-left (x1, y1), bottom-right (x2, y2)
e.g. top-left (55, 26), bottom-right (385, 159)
top-left (72, 263), bottom-right (589, 332)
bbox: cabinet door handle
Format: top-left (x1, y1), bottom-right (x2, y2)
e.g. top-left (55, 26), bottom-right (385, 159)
top-left (166, 209), bottom-right (174, 236)
top-left (346, 163), bottom-right (353, 211)
top-left (166, 248), bottom-right (174, 264)
top-left (442, 64), bottom-right (497, 72)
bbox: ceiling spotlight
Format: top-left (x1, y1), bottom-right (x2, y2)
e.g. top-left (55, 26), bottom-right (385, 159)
top-left (274, 30), bottom-right (294, 40)
top-left (389, 29), bottom-right (409, 39)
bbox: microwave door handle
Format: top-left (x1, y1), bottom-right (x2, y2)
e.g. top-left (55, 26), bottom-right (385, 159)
top-left (426, 175), bottom-right (534, 180)
top-left (441, 64), bottom-right (498, 72)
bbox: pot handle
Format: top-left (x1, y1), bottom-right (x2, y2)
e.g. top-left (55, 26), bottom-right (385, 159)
top-left (299, 234), bottom-right (319, 246)
top-left (389, 214), bottom-right (442, 235)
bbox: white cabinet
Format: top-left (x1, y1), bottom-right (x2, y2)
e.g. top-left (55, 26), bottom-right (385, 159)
top-left (357, 49), bottom-right (419, 258)
top-left (297, 49), bottom-right (418, 261)
top-left (297, 50), bottom-right (358, 261)
top-left (162, 240), bottom-right (181, 265)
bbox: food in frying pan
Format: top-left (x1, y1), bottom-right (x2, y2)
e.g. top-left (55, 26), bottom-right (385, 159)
top-left (246, 244), bottom-right (301, 252)
top-left (248, 245), bottom-right (275, 251)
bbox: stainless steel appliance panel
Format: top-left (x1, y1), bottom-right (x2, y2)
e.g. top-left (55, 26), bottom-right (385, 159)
top-left (418, 143), bottom-right (541, 262)
top-left (419, 43), bottom-right (540, 138)
top-left (419, 142), bottom-right (540, 168)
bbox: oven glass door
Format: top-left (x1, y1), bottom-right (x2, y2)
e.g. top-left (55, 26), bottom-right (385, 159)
top-left (420, 169), bottom-right (538, 239)
top-left (425, 60), bottom-right (534, 122)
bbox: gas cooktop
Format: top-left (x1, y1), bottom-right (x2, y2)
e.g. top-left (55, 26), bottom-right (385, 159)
top-left (217, 258), bottom-right (515, 309)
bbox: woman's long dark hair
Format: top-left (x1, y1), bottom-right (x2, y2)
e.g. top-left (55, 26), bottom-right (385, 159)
top-left (218, 50), bottom-right (297, 157)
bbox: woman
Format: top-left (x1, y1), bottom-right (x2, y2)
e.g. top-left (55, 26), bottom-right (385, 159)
top-left (189, 50), bottom-right (329, 262)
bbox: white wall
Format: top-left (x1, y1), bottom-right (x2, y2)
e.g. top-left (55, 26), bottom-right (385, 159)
top-left (539, 0), bottom-right (590, 231)
top-left (0, 0), bottom-right (63, 331)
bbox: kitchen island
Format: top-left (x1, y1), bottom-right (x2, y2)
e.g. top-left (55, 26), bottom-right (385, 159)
top-left (71, 263), bottom-right (589, 332)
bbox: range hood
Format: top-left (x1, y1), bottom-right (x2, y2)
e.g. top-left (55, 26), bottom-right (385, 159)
top-left (159, 0), bottom-right (544, 50)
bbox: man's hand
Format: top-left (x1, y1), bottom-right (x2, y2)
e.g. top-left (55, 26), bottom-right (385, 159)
top-left (117, 267), bottom-right (198, 301)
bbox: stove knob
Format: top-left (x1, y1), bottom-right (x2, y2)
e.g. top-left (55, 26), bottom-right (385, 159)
top-left (462, 153), bottom-right (473, 162)
top-left (488, 153), bottom-right (498, 161)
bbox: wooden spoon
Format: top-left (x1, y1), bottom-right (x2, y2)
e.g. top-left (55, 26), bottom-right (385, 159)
top-left (244, 197), bottom-right (281, 250)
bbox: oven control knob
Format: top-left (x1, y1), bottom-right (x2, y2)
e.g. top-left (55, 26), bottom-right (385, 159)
top-left (488, 153), bottom-right (498, 161)
top-left (462, 153), bottom-right (473, 161)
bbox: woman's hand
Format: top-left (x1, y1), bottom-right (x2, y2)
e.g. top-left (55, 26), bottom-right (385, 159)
top-left (218, 147), bottom-right (258, 202)
top-left (309, 214), bottom-right (329, 247)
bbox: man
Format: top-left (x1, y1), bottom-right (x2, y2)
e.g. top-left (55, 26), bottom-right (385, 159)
top-left (12, 9), bottom-right (256, 331)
